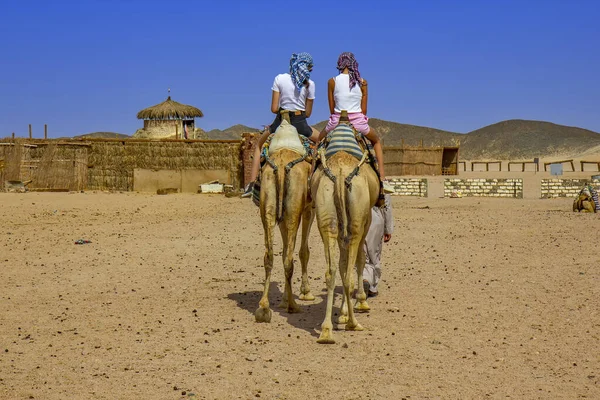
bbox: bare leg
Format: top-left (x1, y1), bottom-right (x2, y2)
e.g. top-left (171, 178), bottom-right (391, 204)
top-left (363, 128), bottom-right (385, 180)
top-left (308, 127), bottom-right (320, 143)
top-left (317, 128), bottom-right (328, 143)
top-left (249, 129), bottom-right (271, 182)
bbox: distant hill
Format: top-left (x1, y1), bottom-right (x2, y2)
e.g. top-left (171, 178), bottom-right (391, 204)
top-left (206, 124), bottom-right (260, 140)
top-left (74, 132), bottom-right (130, 139)
top-left (313, 118), bottom-right (600, 160)
top-left (459, 120), bottom-right (600, 160)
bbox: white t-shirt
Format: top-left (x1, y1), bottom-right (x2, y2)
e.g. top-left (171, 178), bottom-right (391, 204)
top-left (271, 73), bottom-right (315, 111)
top-left (333, 73), bottom-right (363, 113)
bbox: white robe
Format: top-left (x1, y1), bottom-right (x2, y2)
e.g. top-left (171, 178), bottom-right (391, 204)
top-left (362, 194), bottom-right (394, 293)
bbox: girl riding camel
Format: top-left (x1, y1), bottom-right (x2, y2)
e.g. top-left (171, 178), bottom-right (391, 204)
top-left (242, 52), bottom-right (319, 197)
top-left (318, 52), bottom-right (394, 193)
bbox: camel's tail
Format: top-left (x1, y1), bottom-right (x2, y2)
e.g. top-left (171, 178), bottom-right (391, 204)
top-left (275, 164), bottom-right (286, 224)
top-left (333, 168), bottom-right (350, 246)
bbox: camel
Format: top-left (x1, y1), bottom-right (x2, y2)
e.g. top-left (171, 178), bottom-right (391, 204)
top-left (573, 194), bottom-right (596, 213)
top-left (255, 117), bottom-right (315, 323)
top-left (311, 121), bottom-right (380, 344)
top-left (573, 184), bottom-right (598, 213)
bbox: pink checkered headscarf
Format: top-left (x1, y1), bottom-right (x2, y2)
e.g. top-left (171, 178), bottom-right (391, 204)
top-left (336, 52), bottom-right (362, 89)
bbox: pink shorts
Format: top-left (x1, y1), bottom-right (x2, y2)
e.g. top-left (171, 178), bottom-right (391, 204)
top-left (325, 112), bottom-right (370, 135)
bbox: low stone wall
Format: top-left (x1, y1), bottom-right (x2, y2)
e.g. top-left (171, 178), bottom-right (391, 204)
top-left (388, 178), bottom-right (427, 197)
top-left (541, 178), bottom-right (600, 198)
top-left (444, 178), bottom-right (523, 198)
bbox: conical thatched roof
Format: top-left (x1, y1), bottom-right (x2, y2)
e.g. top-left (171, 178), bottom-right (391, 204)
top-left (137, 96), bottom-right (204, 120)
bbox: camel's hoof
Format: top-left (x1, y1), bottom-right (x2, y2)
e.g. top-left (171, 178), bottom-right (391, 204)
top-left (317, 335), bottom-right (336, 344)
top-left (287, 304), bottom-right (302, 314)
top-left (345, 322), bottom-right (364, 331)
top-left (354, 301), bottom-right (370, 313)
top-left (337, 315), bottom-right (349, 324)
top-left (299, 293), bottom-right (315, 301)
top-left (317, 327), bottom-right (336, 344)
top-left (254, 307), bottom-right (272, 323)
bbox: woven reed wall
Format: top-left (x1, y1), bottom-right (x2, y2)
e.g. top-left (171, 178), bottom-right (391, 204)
top-left (0, 139), bottom-right (243, 191)
top-left (384, 146), bottom-right (444, 176)
top-left (87, 140), bottom-right (243, 191)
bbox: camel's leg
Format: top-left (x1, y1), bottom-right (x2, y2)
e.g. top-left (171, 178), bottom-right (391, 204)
top-left (584, 201), bottom-right (595, 213)
top-left (278, 218), bottom-right (301, 313)
top-left (354, 235), bottom-right (370, 312)
top-left (255, 213), bottom-right (275, 323)
top-left (299, 206), bottom-right (315, 301)
top-left (337, 246), bottom-right (350, 324)
top-left (343, 237), bottom-right (365, 332)
top-left (317, 232), bottom-right (338, 344)
top-left (278, 226), bottom-right (290, 310)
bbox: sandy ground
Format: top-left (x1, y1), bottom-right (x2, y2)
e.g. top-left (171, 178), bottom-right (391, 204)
top-left (0, 192), bottom-right (599, 400)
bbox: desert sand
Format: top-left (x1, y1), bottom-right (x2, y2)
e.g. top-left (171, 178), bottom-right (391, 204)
top-left (0, 192), bottom-right (599, 399)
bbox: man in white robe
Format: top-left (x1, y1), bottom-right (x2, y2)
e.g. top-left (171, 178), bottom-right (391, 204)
top-left (362, 193), bottom-right (394, 297)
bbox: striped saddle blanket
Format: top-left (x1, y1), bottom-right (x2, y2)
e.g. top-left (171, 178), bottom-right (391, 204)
top-left (580, 184), bottom-right (600, 210)
top-left (324, 124), bottom-right (364, 160)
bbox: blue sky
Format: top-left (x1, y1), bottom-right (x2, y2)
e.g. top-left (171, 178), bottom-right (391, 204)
top-left (1, 0), bottom-right (599, 138)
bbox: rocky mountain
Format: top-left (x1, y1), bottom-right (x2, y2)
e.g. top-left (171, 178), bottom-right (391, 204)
top-left (458, 120), bottom-right (600, 159)
top-left (316, 118), bottom-right (600, 160)
top-left (205, 124), bottom-right (260, 140)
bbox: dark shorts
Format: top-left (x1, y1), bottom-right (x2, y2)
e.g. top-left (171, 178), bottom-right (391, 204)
top-left (269, 110), bottom-right (313, 138)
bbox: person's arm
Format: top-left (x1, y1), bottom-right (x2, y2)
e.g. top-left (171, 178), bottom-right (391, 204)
top-left (270, 90), bottom-right (280, 114)
top-left (327, 78), bottom-right (336, 115)
top-left (270, 75), bottom-right (280, 114)
top-left (360, 78), bottom-right (368, 115)
top-left (305, 98), bottom-right (314, 118)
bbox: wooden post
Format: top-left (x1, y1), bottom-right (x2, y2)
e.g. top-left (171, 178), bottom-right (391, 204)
top-left (44, 124), bottom-right (47, 139)
top-left (12, 132), bottom-right (15, 140)
top-left (176, 123), bottom-right (179, 140)
top-left (29, 124), bottom-right (32, 139)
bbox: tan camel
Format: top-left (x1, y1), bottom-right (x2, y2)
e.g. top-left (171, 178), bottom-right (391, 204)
top-left (573, 185), bottom-right (598, 213)
top-left (311, 125), bottom-right (380, 344)
top-left (573, 193), bottom-right (596, 213)
top-left (255, 118), bottom-right (315, 323)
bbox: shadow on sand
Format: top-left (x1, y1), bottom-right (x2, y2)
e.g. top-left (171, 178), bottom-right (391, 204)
top-left (227, 281), bottom-right (349, 338)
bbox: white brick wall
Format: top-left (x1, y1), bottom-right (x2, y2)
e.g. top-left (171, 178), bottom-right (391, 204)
top-left (387, 178), bottom-right (427, 197)
top-left (541, 179), bottom-right (600, 198)
top-left (444, 178), bottom-right (523, 198)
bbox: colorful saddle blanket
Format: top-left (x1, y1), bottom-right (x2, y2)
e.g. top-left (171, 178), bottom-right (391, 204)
top-left (323, 123), bottom-right (364, 160)
top-left (251, 122), bottom-right (315, 208)
top-left (580, 184), bottom-right (600, 210)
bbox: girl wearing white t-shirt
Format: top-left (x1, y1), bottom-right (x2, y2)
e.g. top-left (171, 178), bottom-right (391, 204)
top-left (243, 53), bottom-right (319, 197)
top-left (318, 52), bottom-right (393, 193)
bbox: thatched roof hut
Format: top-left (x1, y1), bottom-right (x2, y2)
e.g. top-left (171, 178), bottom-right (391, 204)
top-left (134, 96), bottom-right (205, 139)
top-left (137, 96), bottom-right (203, 120)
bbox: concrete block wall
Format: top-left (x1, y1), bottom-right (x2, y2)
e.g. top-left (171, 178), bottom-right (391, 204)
top-left (388, 178), bottom-right (427, 197)
top-left (540, 178), bottom-right (600, 198)
top-left (444, 178), bottom-right (523, 198)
